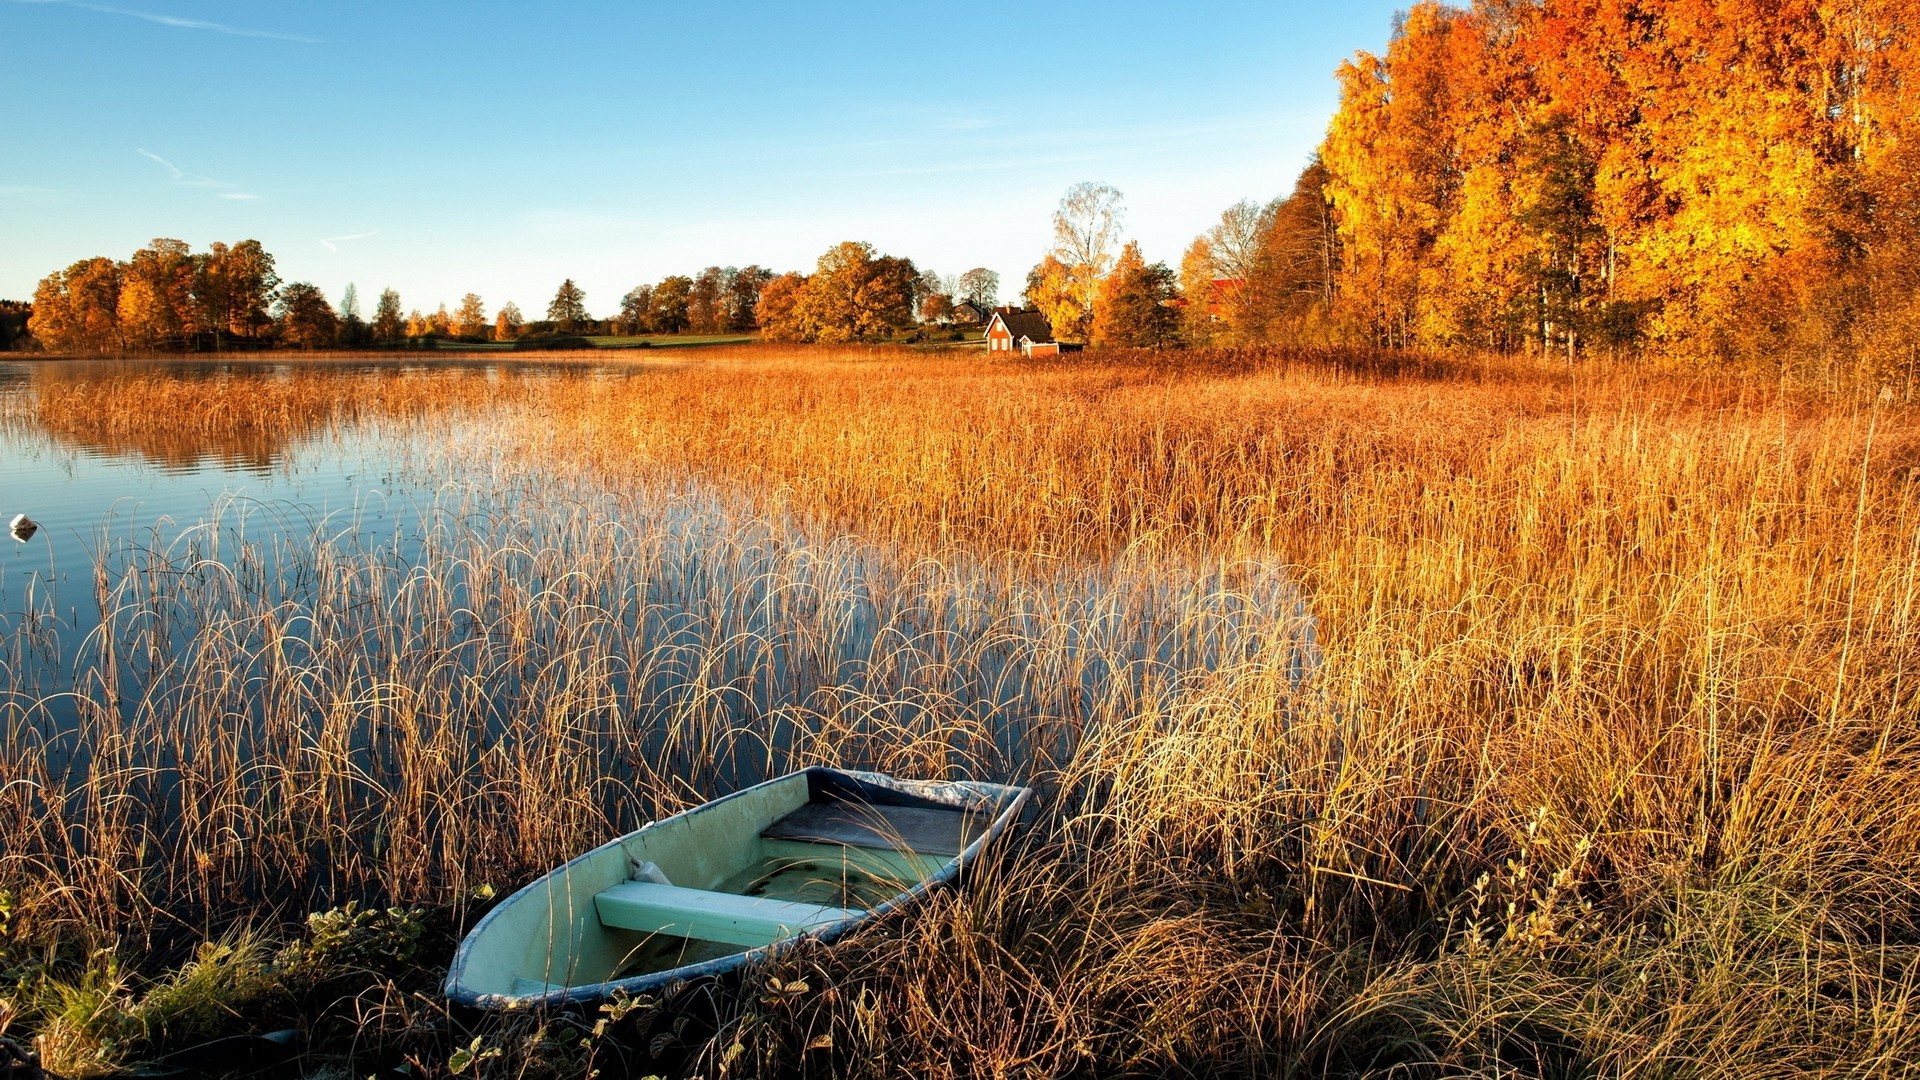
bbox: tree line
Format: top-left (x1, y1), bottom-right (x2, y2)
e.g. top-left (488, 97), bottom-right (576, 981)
top-left (28, 239), bottom-right (285, 353)
top-left (1182, 0), bottom-right (1920, 379)
top-left (1010, 3), bottom-right (1920, 376)
top-left (9, 236), bottom-right (1013, 353)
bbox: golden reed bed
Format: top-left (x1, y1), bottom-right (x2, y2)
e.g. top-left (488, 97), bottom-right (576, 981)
top-left (3, 345), bottom-right (1918, 1077)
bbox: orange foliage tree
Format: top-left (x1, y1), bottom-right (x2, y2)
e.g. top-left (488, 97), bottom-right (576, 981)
top-left (1296, 0), bottom-right (1920, 375)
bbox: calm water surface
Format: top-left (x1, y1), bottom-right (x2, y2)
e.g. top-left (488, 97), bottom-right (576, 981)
top-left (0, 359), bottom-right (627, 722)
top-left (0, 358), bottom-right (1320, 921)
top-left (0, 360), bottom-right (1318, 739)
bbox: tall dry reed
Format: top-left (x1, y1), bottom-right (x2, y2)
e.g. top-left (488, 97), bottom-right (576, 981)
top-left (2, 346), bottom-right (1917, 1077)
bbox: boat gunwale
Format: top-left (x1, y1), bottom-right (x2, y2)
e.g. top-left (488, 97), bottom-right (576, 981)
top-left (444, 767), bottom-right (1032, 1011)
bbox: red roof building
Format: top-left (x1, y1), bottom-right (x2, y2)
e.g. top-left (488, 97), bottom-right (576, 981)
top-left (984, 309), bottom-right (1058, 357)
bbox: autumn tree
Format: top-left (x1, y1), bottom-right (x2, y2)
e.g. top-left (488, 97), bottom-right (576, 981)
top-left (688, 267), bottom-right (728, 334)
top-left (494, 302), bottom-right (525, 341)
top-left (30, 256), bottom-right (123, 353)
top-left (547, 279), bottom-right (588, 332)
top-left (1208, 202), bottom-right (1269, 284)
top-left (1509, 114), bottom-right (1611, 357)
top-left (115, 277), bottom-right (169, 352)
top-left (916, 268), bottom-right (944, 314)
top-left (616, 286), bottom-right (653, 335)
top-left (0, 301), bottom-right (29, 351)
top-left (1041, 182), bottom-right (1125, 342)
top-left (1024, 255), bottom-right (1088, 344)
top-left (725, 266), bottom-right (773, 331)
top-left (1179, 201), bottom-right (1277, 344)
top-left (1322, 2), bottom-right (1470, 347)
top-left (1232, 160), bottom-right (1344, 345)
top-left (452, 292), bottom-right (488, 339)
top-left (1092, 242), bottom-right (1180, 348)
top-left (1178, 238), bottom-right (1223, 346)
top-left (199, 240), bottom-right (279, 345)
top-left (371, 289), bottom-right (404, 344)
top-left (651, 276), bottom-right (692, 333)
top-left (1305, 0), bottom-right (1920, 370)
top-left (118, 238), bottom-right (198, 349)
top-left (870, 256), bottom-right (921, 333)
top-left (755, 273), bottom-right (808, 341)
top-left (793, 241), bottom-right (918, 343)
top-left (275, 282), bottom-right (337, 349)
top-left (1054, 182), bottom-right (1125, 284)
top-left (28, 238), bottom-right (284, 354)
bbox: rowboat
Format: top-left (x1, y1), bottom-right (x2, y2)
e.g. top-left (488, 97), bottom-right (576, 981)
top-left (444, 767), bottom-right (1033, 1010)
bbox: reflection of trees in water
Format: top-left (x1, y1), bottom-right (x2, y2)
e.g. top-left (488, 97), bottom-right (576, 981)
top-left (13, 361), bottom-right (567, 471)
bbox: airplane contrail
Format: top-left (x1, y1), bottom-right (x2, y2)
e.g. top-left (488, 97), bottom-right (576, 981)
top-left (319, 232), bottom-right (378, 252)
top-left (136, 148), bottom-right (183, 180)
top-left (137, 148), bottom-right (232, 190)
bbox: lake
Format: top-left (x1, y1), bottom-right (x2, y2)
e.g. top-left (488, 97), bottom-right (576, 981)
top-left (0, 358), bottom-right (1318, 935)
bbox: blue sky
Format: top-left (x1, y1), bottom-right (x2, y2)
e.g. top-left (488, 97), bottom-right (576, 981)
top-left (1, 1), bottom-right (1406, 318)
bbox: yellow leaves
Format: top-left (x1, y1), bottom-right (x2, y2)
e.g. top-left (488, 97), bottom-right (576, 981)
top-left (451, 293), bottom-right (488, 339)
top-left (1026, 254), bottom-right (1087, 345)
top-left (1315, 0), bottom-right (1902, 361)
top-left (787, 241), bottom-right (919, 344)
top-left (115, 277), bottom-right (166, 349)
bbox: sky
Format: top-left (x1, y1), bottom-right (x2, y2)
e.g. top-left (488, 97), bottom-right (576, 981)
top-left (0, 0), bottom-right (1407, 318)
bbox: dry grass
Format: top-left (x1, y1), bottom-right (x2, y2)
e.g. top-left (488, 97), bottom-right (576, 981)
top-left (3, 345), bottom-right (1919, 1077)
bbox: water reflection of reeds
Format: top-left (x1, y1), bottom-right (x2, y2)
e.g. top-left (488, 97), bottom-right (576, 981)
top-left (0, 466), bottom-right (1314, 942)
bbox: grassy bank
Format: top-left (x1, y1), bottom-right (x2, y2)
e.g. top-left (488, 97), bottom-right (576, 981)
top-left (3, 346), bottom-right (1917, 1077)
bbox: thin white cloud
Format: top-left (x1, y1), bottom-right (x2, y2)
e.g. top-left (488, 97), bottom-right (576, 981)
top-left (139, 148), bottom-right (261, 199)
top-left (319, 231), bottom-right (377, 252)
top-left (136, 147), bottom-right (184, 179)
top-left (7, 0), bottom-right (317, 42)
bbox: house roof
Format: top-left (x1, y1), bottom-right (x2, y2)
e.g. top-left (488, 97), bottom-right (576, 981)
top-left (991, 310), bottom-right (1054, 343)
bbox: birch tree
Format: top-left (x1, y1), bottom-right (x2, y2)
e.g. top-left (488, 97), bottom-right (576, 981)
top-left (1044, 182), bottom-right (1125, 342)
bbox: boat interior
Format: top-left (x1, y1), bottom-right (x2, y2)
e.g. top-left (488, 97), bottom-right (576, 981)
top-left (493, 775), bottom-right (998, 997)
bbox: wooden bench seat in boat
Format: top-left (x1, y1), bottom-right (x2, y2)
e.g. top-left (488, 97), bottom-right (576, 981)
top-left (760, 801), bottom-right (984, 857)
top-left (593, 881), bottom-right (863, 948)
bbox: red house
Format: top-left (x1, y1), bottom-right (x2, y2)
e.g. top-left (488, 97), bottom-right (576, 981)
top-left (984, 309), bottom-right (1058, 357)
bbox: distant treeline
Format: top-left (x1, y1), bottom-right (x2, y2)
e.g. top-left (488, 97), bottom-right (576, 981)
top-left (23, 4), bottom-right (1907, 371)
top-left (7, 235), bottom-right (1012, 353)
top-left (1179, 0), bottom-right (1920, 379)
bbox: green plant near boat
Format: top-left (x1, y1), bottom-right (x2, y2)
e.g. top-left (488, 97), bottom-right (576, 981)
top-left (290, 903), bottom-right (430, 978)
top-left (0, 906), bottom-right (447, 1078)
